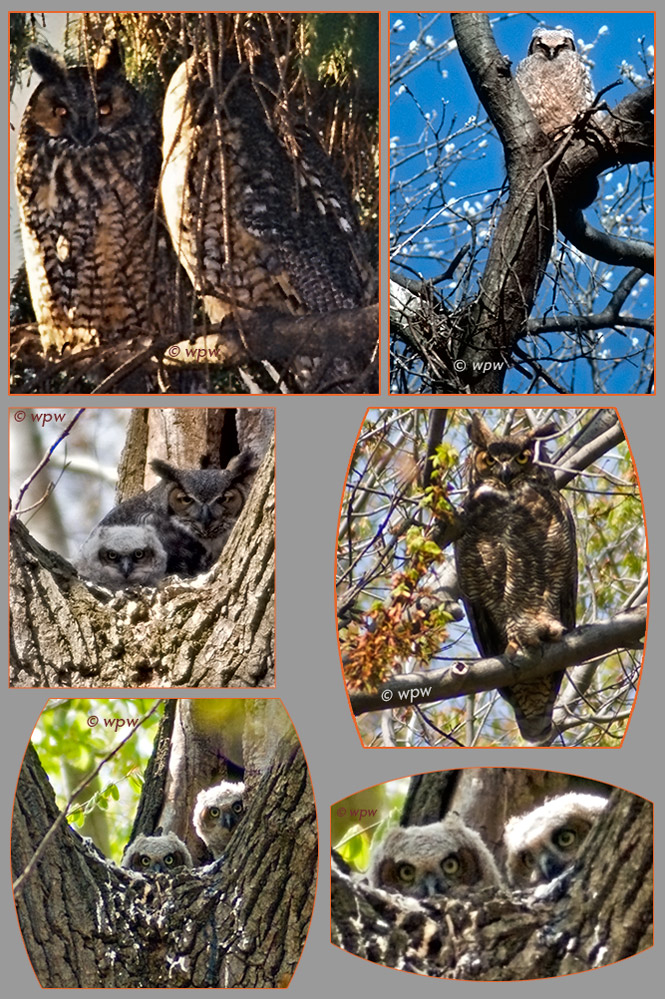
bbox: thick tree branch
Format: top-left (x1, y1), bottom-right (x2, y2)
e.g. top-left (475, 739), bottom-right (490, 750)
top-left (349, 607), bottom-right (646, 716)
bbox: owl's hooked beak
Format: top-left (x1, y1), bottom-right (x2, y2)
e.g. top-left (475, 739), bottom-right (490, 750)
top-left (497, 462), bottom-right (514, 485)
top-left (539, 851), bottom-right (565, 882)
top-left (119, 556), bottom-right (136, 578)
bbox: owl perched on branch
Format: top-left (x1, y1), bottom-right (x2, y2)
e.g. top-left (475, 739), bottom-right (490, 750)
top-left (160, 49), bottom-right (375, 389)
top-left (454, 415), bottom-right (578, 743)
top-left (367, 816), bottom-right (503, 899)
top-left (15, 40), bottom-right (166, 355)
top-left (515, 26), bottom-right (595, 135)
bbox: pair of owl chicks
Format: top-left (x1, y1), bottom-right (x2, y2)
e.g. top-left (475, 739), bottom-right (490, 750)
top-left (122, 779), bottom-right (245, 874)
top-left (368, 793), bottom-right (608, 899)
top-left (77, 450), bottom-right (253, 591)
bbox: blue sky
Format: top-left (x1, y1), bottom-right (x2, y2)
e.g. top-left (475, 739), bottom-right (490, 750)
top-left (390, 12), bottom-right (655, 394)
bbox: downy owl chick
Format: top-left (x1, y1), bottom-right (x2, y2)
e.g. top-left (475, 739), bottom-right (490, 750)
top-left (15, 40), bottom-right (164, 355)
top-left (515, 27), bottom-right (595, 135)
top-left (367, 815), bottom-right (503, 899)
top-left (121, 831), bottom-right (193, 874)
top-left (76, 523), bottom-right (168, 590)
top-left (192, 780), bottom-right (246, 858)
top-left (504, 792), bottom-right (608, 887)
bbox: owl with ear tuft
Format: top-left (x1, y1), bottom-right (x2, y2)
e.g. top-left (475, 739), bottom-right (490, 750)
top-left (454, 414), bottom-right (578, 743)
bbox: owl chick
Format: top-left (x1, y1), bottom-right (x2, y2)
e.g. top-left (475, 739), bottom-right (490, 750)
top-left (454, 415), bottom-right (578, 743)
top-left (367, 816), bottom-right (502, 899)
top-left (76, 524), bottom-right (168, 590)
top-left (121, 831), bottom-right (193, 874)
top-left (15, 40), bottom-right (164, 355)
top-left (515, 27), bottom-right (595, 135)
top-left (504, 792), bottom-right (608, 887)
top-left (192, 781), bottom-right (246, 858)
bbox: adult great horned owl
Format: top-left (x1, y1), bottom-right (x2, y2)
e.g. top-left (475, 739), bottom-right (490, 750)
top-left (15, 40), bottom-right (164, 355)
top-left (121, 831), bottom-right (193, 874)
top-left (160, 51), bottom-right (374, 390)
top-left (76, 524), bottom-right (168, 590)
top-left (504, 793), bottom-right (608, 887)
top-left (454, 415), bottom-right (578, 743)
top-left (78, 449), bottom-right (255, 585)
top-left (192, 780), bottom-right (246, 858)
top-left (515, 27), bottom-right (595, 135)
top-left (367, 816), bottom-right (502, 899)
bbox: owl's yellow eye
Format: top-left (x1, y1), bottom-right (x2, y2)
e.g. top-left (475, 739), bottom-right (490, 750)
top-left (54, 105), bottom-right (68, 117)
top-left (232, 801), bottom-right (243, 814)
top-left (140, 855), bottom-right (151, 867)
top-left (209, 806), bottom-right (220, 818)
top-left (554, 827), bottom-right (577, 849)
top-left (98, 102), bottom-right (112, 116)
top-left (481, 452), bottom-right (495, 465)
top-left (516, 451), bottom-right (531, 464)
top-left (441, 855), bottom-right (460, 876)
top-left (164, 854), bottom-right (174, 866)
top-left (396, 862), bottom-right (416, 883)
top-left (520, 850), bottom-right (535, 869)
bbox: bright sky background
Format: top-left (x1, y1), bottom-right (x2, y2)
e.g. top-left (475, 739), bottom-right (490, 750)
top-left (390, 12), bottom-right (655, 394)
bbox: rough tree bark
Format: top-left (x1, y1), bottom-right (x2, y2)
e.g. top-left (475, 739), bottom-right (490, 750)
top-left (12, 698), bottom-right (317, 988)
top-left (331, 769), bottom-right (653, 979)
top-left (10, 408), bottom-right (275, 688)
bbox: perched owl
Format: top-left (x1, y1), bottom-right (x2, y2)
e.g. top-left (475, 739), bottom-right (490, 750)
top-left (160, 52), bottom-right (374, 390)
top-left (504, 793), bottom-right (608, 887)
top-left (192, 780), bottom-right (246, 858)
top-left (76, 524), bottom-right (168, 590)
top-left (15, 40), bottom-right (165, 355)
top-left (367, 816), bottom-right (502, 899)
top-left (121, 831), bottom-right (193, 874)
top-left (515, 27), bottom-right (595, 135)
top-left (454, 415), bottom-right (578, 743)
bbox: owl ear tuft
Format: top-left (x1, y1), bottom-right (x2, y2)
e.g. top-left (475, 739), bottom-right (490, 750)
top-left (468, 415), bottom-right (494, 448)
top-left (226, 448), bottom-right (255, 479)
top-left (95, 37), bottom-right (124, 76)
top-left (27, 45), bottom-right (67, 85)
top-left (150, 458), bottom-right (180, 484)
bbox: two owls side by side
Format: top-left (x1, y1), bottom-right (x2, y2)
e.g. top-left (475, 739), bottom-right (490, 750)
top-left (367, 793), bottom-right (608, 899)
top-left (122, 780), bottom-right (245, 874)
top-left (15, 35), bottom-right (374, 367)
top-left (77, 450), bottom-right (253, 591)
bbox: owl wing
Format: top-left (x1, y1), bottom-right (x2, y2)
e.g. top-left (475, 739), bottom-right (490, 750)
top-left (454, 530), bottom-right (509, 657)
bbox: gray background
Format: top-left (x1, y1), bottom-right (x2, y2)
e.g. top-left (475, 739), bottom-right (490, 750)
top-left (4, 2), bottom-right (658, 995)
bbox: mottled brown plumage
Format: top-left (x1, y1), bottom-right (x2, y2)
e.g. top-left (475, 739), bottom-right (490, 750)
top-left (15, 40), bottom-right (168, 355)
top-left (454, 415), bottom-right (578, 742)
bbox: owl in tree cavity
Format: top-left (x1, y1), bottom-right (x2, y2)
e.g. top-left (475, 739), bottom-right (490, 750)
top-left (192, 781), bottom-right (246, 858)
top-left (160, 51), bottom-right (374, 390)
top-left (504, 793), bottom-right (608, 887)
top-left (454, 415), bottom-right (578, 743)
top-left (15, 40), bottom-right (167, 356)
top-left (367, 816), bottom-right (503, 899)
top-left (76, 524), bottom-right (168, 590)
top-left (121, 831), bottom-right (193, 874)
top-left (515, 27), bottom-right (595, 135)
top-left (80, 449), bottom-right (255, 584)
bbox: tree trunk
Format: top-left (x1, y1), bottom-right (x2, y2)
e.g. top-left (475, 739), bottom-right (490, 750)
top-left (10, 409), bottom-right (275, 688)
top-left (331, 769), bottom-right (652, 979)
top-left (12, 698), bottom-right (316, 988)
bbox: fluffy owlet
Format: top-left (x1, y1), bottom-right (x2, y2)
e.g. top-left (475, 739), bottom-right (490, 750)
top-left (504, 793), bottom-right (608, 887)
top-left (367, 816), bottom-right (503, 899)
top-left (15, 40), bottom-right (166, 355)
top-left (76, 524), bottom-right (168, 590)
top-left (121, 831), bottom-right (193, 874)
top-left (192, 781), bottom-right (246, 858)
top-left (79, 449), bottom-right (255, 584)
top-left (160, 49), bottom-right (375, 391)
top-left (515, 27), bottom-right (595, 135)
top-left (454, 415), bottom-right (578, 743)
